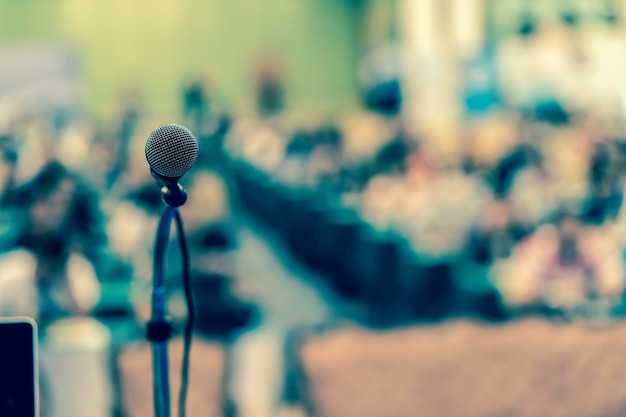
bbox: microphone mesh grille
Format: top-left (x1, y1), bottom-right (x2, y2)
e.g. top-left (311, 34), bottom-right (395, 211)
top-left (145, 124), bottom-right (199, 178)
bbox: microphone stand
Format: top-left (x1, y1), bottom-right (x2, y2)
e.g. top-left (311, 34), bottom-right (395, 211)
top-left (147, 183), bottom-right (188, 417)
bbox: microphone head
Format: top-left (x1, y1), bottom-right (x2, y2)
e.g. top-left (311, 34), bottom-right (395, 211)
top-left (145, 123), bottom-right (199, 178)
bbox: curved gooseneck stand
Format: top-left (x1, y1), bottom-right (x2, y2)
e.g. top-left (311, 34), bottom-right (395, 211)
top-left (150, 168), bottom-right (188, 208)
top-left (148, 185), bottom-right (188, 417)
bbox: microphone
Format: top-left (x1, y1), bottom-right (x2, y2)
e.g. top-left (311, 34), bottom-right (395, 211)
top-left (144, 123), bottom-right (198, 417)
top-left (145, 123), bottom-right (199, 207)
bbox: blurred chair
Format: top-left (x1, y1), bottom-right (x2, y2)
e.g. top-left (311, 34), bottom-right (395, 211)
top-left (116, 337), bottom-right (229, 417)
top-left (290, 320), bottom-right (626, 417)
top-left (351, 230), bottom-right (413, 324)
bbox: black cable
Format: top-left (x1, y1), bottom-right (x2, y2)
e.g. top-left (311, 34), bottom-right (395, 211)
top-left (175, 210), bottom-right (195, 417)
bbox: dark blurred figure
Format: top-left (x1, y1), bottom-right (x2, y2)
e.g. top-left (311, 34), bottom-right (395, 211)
top-left (254, 55), bottom-right (285, 117)
top-left (97, 88), bottom-right (143, 189)
top-left (113, 88), bottom-right (142, 185)
top-left (372, 133), bottom-right (415, 177)
top-left (359, 44), bottom-right (403, 117)
top-left (2, 160), bottom-right (106, 322)
top-left (533, 99), bottom-right (570, 126)
top-left (561, 11), bottom-right (580, 28)
top-left (466, 199), bottom-right (530, 266)
top-left (491, 135), bottom-right (543, 198)
top-left (183, 74), bottom-right (232, 164)
top-left (581, 141), bottom-right (623, 225)
top-left (541, 211), bottom-right (597, 310)
top-left (310, 124), bottom-right (344, 191)
top-left (192, 271), bottom-right (259, 341)
top-left (364, 79), bottom-right (402, 116)
top-left (183, 74), bottom-right (209, 132)
top-left (187, 226), bottom-right (260, 342)
top-left (0, 133), bottom-right (19, 201)
top-left (518, 14), bottom-right (536, 38)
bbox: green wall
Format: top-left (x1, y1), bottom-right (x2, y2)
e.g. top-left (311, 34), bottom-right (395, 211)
top-left (0, 0), bottom-right (361, 118)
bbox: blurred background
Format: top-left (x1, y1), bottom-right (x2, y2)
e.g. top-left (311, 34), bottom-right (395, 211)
top-left (3, 0), bottom-right (626, 416)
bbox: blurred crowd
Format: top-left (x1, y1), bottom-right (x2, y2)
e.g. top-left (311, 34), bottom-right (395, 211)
top-left (1, 9), bottom-right (623, 334)
top-left (225, 14), bottom-right (626, 323)
top-left (0, 15), bottom-right (622, 360)
top-left (229, 111), bottom-right (626, 320)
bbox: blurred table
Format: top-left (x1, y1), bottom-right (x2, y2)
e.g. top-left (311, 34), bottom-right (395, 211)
top-left (295, 319), bottom-right (626, 417)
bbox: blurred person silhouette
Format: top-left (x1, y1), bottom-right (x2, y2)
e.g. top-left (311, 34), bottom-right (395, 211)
top-left (189, 233), bottom-right (260, 342)
top-left (491, 134), bottom-right (543, 198)
top-left (495, 119), bottom-right (560, 231)
top-left (272, 124), bottom-right (345, 190)
top-left (497, 209), bottom-right (624, 318)
top-left (349, 43), bottom-right (405, 173)
top-left (454, 197), bottom-right (528, 318)
top-left (0, 132), bottom-right (19, 202)
top-left (358, 43), bottom-right (402, 117)
top-left (183, 74), bottom-right (209, 130)
top-left (0, 160), bottom-right (105, 323)
top-left (308, 124), bottom-right (344, 191)
top-left (273, 129), bottom-right (315, 186)
top-left (108, 87), bottom-right (142, 188)
top-left (359, 133), bottom-right (418, 231)
top-left (183, 73), bottom-right (232, 164)
top-left (518, 14), bottom-right (536, 38)
top-left (225, 114), bottom-right (287, 174)
top-left (254, 55), bottom-right (285, 118)
top-left (88, 126), bottom-right (122, 191)
top-left (581, 141), bottom-right (623, 225)
top-left (539, 212), bottom-right (617, 315)
top-left (372, 131), bottom-right (415, 178)
top-left (182, 169), bottom-right (260, 341)
top-left (465, 198), bottom-right (530, 267)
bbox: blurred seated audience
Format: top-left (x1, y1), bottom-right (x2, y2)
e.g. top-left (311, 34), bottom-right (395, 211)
top-left (581, 141), bottom-right (624, 225)
top-left (496, 210), bottom-right (625, 316)
top-left (0, 160), bottom-right (105, 323)
top-left (222, 96), bottom-right (626, 322)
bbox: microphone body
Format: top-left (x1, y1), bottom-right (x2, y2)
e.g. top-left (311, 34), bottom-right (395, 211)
top-left (143, 123), bottom-right (198, 417)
